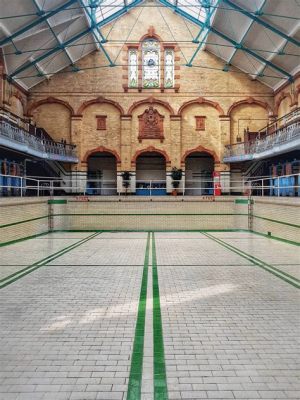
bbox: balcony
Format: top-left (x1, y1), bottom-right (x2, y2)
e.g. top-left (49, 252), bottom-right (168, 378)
top-left (0, 114), bottom-right (78, 163)
top-left (224, 108), bottom-right (300, 163)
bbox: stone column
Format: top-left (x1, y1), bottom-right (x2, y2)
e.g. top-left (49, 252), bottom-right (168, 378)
top-left (169, 115), bottom-right (183, 193)
top-left (69, 115), bottom-right (86, 194)
top-left (119, 115), bottom-right (133, 194)
top-left (219, 115), bottom-right (231, 193)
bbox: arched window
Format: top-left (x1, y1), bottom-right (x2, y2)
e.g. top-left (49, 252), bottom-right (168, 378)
top-left (128, 49), bottom-right (138, 88)
top-left (142, 39), bottom-right (160, 88)
top-left (128, 37), bottom-right (175, 89)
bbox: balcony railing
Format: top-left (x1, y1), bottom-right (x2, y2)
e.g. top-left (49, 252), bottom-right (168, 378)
top-left (224, 113), bottom-right (300, 162)
top-left (0, 119), bottom-right (78, 163)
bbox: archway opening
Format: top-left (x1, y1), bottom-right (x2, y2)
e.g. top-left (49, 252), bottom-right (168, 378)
top-left (136, 152), bottom-right (166, 195)
top-left (185, 152), bottom-right (214, 195)
top-left (87, 152), bottom-right (117, 195)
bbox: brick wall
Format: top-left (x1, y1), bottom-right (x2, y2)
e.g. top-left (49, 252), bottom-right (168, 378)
top-left (25, 5), bottom-right (275, 175)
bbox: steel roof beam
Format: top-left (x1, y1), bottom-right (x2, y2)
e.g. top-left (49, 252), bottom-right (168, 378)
top-left (31, 0), bottom-right (75, 66)
top-left (158, 0), bottom-right (292, 79)
top-left (226, 0), bottom-right (267, 65)
top-left (251, 23), bottom-right (300, 80)
top-left (0, 0), bottom-right (78, 47)
top-left (79, 0), bottom-right (115, 65)
top-left (222, 0), bottom-right (300, 48)
top-left (9, 0), bottom-right (144, 79)
top-left (188, 0), bottom-right (220, 65)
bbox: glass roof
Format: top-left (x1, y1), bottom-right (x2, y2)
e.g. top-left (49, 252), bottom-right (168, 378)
top-left (94, 0), bottom-right (210, 24)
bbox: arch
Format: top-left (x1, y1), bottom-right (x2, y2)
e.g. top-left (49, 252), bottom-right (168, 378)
top-left (131, 146), bottom-right (171, 165)
top-left (293, 84), bottom-right (300, 106)
top-left (9, 92), bottom-right (26, 115)
top-left (178, 97), bottom-right (225, 116)
top-left (77, 97), bottom-right (124, 116)
top-left (27, 97), bottom-right (75, 116)
top-left (274, 92), bottom-right (293, 116)
top-left (83, 146), bottom-right (121, 164)
top-left (181, 146), bottom-right (220, 164)
top-left (227, 97), bottom-right (273, 116)
top-left (139, 26), bottom-right (163, 43)
top-left (128, 97), bottom-right (175, 115)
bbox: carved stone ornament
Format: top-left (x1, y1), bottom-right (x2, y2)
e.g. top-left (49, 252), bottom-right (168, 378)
top-left (138, 106), bottom-right (164, 142)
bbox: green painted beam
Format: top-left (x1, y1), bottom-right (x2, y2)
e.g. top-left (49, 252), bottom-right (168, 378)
top-left (0, 0), bottom-right (78, 47)
top-left (222, 0), bottom-right (300, 48)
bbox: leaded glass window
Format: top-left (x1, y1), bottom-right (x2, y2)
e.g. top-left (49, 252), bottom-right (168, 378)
top-left (142, 40), bottom-right (160, 88)
top-left (164, 49), bottom-right (174, 88)
top-left (128, 49), bottom-right (138, 88)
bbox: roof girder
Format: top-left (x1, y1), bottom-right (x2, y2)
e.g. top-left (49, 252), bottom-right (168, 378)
top-left (188, 0), bottom-right (221, 65)
top-left (79, 0), bottom-right (115, 66)
top-left (31, 0), bottom-right (75, 69)
top-left (0, 0), bottom-right (78, 47)
top-left (158, 0), bottom-right (293, 80)
top-left (221, 0), bottom-right (300, 48)
top-left (9, 0), bottom-right (144, 80)
top-left (226, 0), bottom-right (267, 66)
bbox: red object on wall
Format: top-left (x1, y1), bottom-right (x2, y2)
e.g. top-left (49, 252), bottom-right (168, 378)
top-left (213, 171), bottom-right (221, 196)
top-left (195, 116), bottom-right (206, 131)
top-left (138, 106), bottom-right (165, 142)
top-left (96, 115), bottom-right (107, 130)
top-left (285, 163), bottom-right (292, 175)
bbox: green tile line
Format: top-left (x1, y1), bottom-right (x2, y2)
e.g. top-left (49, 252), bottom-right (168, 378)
top-left (152, 232), bottom-right (168, 400)
top-left (0, 215), bottom-right (49, 228)
top-left (250, 230), bottom-right (300, 246)
top-left (0, 232), bottom-right (100, 289)
top-left (253, 215), bottom-right (300, 229)
top-left (48, 199), bottom-right (68, 204)
top-left (235, 199), bottom-right (249, 204)
top-left (202, 232), bottom-right (300, 289)
top-left (127, 232), bottom-right (150, 400)
top-left (53, 213), bottom-right (247, 216)
top-left (0, 231), bottom-right (49, 247)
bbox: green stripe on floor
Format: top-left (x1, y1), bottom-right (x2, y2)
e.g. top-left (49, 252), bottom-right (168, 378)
top-left (127, 232), bottom-right (150, 400)
top-left (0, 232), bottom-right (100, 289)
top-left (202, 232), bottom-right (300, 289)
top-left (152, 232), bottom-right (168, 400)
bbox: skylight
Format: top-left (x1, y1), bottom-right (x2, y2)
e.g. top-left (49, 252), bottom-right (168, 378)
top-left (93, 0), bottom-right (211, 25)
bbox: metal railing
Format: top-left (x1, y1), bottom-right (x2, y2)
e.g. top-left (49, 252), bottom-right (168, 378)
top-left (224, 120), bottom-right (300, 160)
top-left (1, 174), bottom-right (299, 197)
top-left (0, 120), bottom-right (78, 162)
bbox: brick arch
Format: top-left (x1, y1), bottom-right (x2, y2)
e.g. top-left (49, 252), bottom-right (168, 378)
top-left (77, 97), bottom-right (124, 116)
top-left (27, 97), bottom-right (74, 116)
top-left (83, 146), bottom-right (121, 164)
top-left (139, 26), bottom-right (163, 43)
top-left (181, 146), bottom-right (220, 164)
top-left (178, 97), bottom-right (225, 116)
top-left (227, 97), bottom-right (273, 116)
top-left (131, 146), bottom-right (171, 165)
top-left (274, 92), bottom-right (293, 116)
top-left (293, 84), bottom-right (300, 106)
top-left (274, 92), bottom-right (293, 115)
top-left (10, 92), bottom-right (26, 113)
top-left (127, 97), bottom-right (175, 115)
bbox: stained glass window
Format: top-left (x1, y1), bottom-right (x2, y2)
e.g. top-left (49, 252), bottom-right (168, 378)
top-left (128, 49), bottom-right (138, 88)
top-left (142, 40), bottom-right (160, 88)
top-left (164, 49), bottom-right (174, 88)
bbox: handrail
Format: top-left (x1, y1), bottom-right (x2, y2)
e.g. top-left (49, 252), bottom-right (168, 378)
top-left (1, 173), bottom-right (299, 197)
top-left (224, 120), bottom-right (300, 160)
top-left (258, 107), bottom-right (300, 135)
top-left (0, 120), bottom-right (78, 162)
